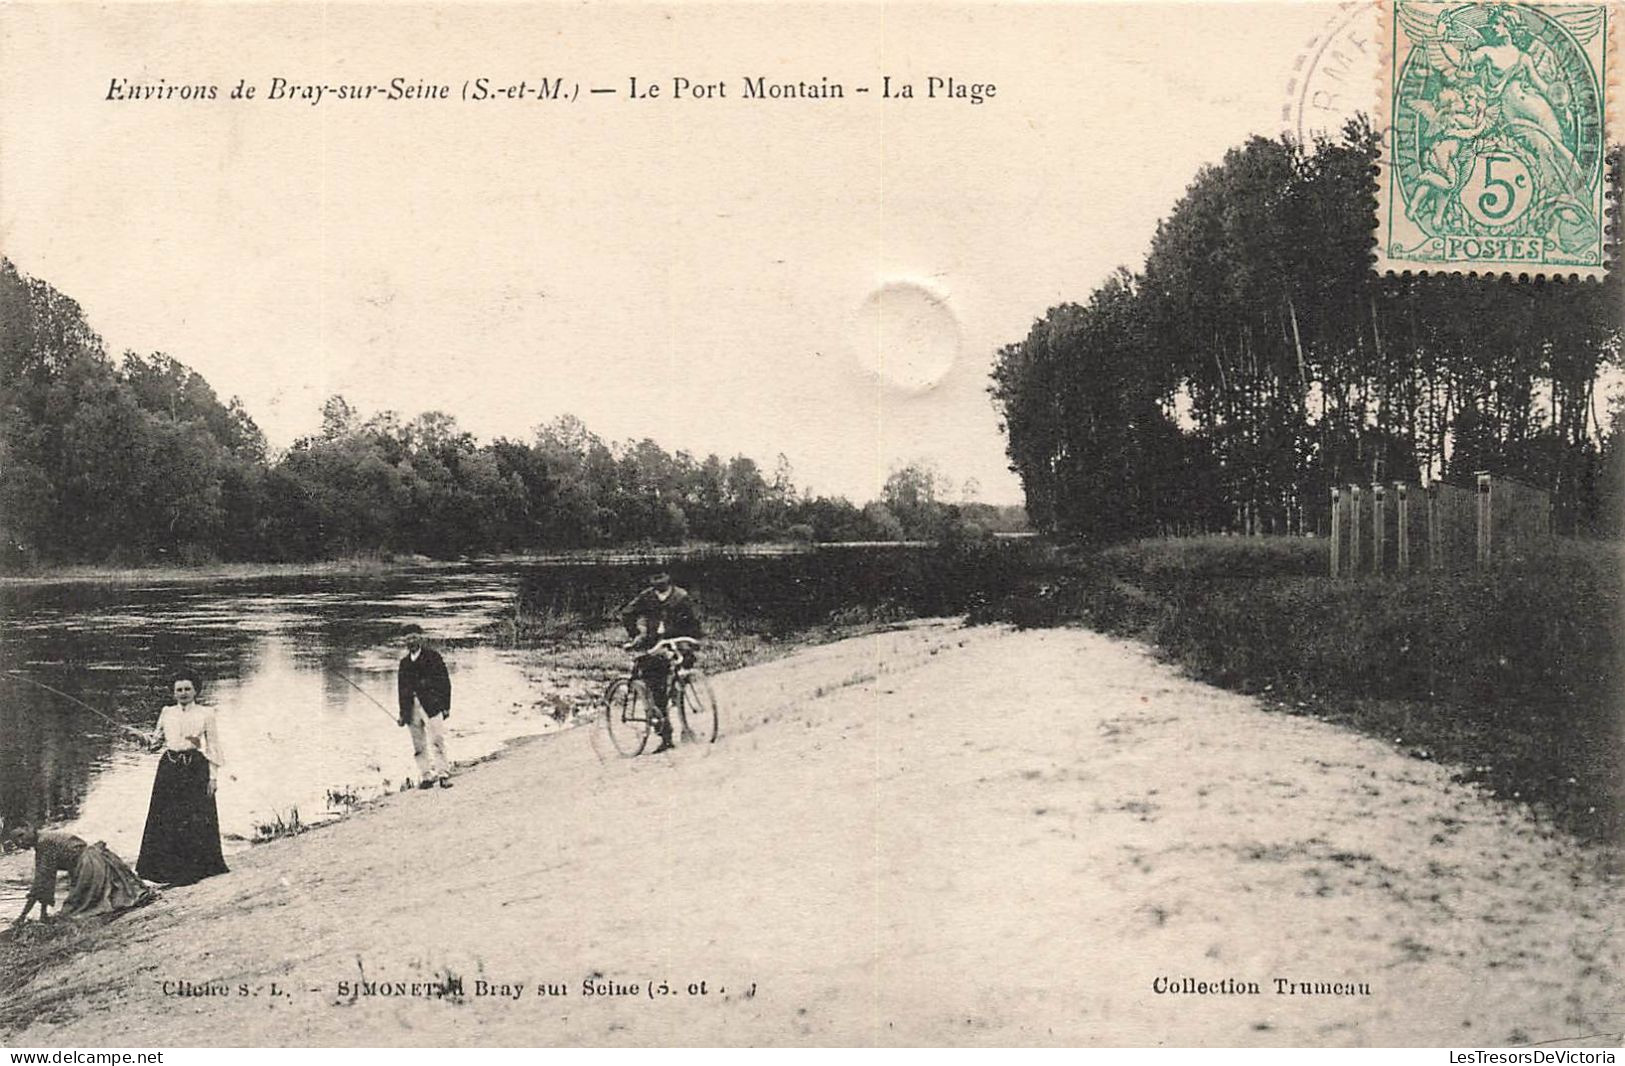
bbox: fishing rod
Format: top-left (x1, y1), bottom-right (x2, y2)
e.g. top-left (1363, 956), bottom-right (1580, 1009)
top-left (5, 671), bottom-right (225, 771)
top-left (5, 669), bottom-right (241, 794)
top-left (1, 670), bottom-right (151, 743)
top-left (334, 671), bottom-right (404, 726)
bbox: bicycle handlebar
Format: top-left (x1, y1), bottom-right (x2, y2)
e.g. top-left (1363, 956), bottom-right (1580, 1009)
top-left (624, 636), bottom-right (701, 655)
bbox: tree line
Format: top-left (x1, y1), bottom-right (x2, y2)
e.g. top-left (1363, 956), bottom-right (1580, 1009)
top-left (0, 259), bottom-right (1023, 568)
top-left (990, 123), bottom-right (1624, 544)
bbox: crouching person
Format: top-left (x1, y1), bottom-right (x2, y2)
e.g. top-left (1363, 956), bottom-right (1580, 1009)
top-left (6, 824), bottom-right (155, 930)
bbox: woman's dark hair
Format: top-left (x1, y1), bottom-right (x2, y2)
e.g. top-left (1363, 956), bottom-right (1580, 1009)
top-left (4, 823), bottom-right (37, 851)
top-left (171, 672), bottom-right (202, 692)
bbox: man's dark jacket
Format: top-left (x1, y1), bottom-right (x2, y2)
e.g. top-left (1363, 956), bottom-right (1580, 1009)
top-left (620, 586), bottom-right (702, 647)
top-left (398, 647), bottom-right (452, 724)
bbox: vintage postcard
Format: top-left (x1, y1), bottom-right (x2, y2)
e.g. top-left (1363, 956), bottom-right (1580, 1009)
top-left (0, 0), bottom-right (1620, 1051)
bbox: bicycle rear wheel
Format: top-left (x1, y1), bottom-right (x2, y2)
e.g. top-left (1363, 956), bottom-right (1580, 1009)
top-left (676, 672), bottom-right (719, 745)
top-left (603, 678), bottom-right (653, 757)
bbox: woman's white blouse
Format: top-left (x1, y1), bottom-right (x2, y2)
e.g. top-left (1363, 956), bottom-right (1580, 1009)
top-left (154, 704), bottom-right (225, 772)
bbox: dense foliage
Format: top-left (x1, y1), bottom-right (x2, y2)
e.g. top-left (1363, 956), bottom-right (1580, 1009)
top-left (515, 541), bottom-right (1050, 642)
top-left (0, 260), bottom-right (1024, 567)
top-left (990, 124), bottom-right (1624, 543)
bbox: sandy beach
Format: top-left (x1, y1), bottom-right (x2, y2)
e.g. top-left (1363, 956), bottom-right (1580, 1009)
top-left (2, 621), bottom-right (1618, 1047)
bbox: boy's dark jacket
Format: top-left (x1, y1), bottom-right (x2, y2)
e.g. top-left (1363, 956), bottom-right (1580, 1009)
top-left (620, 586), bottom-right (702, 647)
top-left (398, 647), bottom-right (452, 723)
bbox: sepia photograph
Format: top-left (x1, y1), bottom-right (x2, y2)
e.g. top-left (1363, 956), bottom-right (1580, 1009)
top-left (0, 0), bottom-right (1620, 1050)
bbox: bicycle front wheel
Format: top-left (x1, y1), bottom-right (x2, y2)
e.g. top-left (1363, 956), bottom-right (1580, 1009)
top-left (603, 678), bottom-right (653, 757)
top-left (676, 672), bottom-right (719, 745)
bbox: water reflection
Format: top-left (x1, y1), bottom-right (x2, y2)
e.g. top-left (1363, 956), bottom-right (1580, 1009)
top-left (0, 569), bottom-right (569, 906)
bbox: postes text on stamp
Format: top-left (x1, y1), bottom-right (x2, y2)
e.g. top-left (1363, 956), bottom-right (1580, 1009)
top-left (1377, 2), bottom-right (1613, 278)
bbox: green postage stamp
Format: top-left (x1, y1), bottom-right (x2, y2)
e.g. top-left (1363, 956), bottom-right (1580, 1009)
top-left (1378, 1), bottom-right (1614, 277)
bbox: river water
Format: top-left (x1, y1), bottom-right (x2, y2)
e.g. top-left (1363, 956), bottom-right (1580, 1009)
top-left (0, 566), bottom-right (584, 906)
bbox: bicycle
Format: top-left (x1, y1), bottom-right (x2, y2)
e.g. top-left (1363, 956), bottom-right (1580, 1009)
top-left (602, 636), bottom-right (720, 757)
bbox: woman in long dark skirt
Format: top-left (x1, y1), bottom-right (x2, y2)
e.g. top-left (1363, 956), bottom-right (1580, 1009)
top-left (136, 673), bottom-right (229, 885)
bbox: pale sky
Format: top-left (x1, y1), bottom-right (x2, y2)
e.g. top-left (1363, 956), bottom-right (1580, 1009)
top-left (0, 2), bottom-right (1374, 505)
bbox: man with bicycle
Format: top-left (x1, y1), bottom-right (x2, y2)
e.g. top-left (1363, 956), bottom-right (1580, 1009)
top-left (618, 570), bottom-right (701, 753)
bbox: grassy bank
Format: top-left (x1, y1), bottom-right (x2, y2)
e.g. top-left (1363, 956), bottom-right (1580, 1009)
top-left (0, 555), bottom-right (422, 587)
top-left (0, 542), bottom-right (956, 588)
top-left (489, 543), bottom-right (1053, 695)
top-left (504, 543), bottom-right (1046, 642)
top-left (979, 536), bottom-right (1624, 844)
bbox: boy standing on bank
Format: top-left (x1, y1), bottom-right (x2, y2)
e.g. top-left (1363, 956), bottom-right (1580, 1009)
top-left (397, 625), bottom-right (453, 789)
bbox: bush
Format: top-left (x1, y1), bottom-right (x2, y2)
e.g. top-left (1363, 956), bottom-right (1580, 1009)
top-left (514, 541), bottom-right (1057, 640)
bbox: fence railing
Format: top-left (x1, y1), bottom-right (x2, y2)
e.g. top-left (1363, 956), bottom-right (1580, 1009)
top-left (1329, 472), bottom-right (1551, 576)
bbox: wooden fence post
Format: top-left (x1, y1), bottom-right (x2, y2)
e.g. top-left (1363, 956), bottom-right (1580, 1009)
top-left (1350, 484), bottom-right (1363, 573)
top-left (1395, 482), bottom-right (1409, 572)
top-left (1372, 483), bottom-right (1386, 572)
top-left (1330, 486), bottom-right (1342, 576)
top-left (1427, 480), bottom-right (1442, 570)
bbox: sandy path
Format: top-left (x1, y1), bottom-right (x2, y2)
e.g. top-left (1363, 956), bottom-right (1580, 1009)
top-left (2, 622), bottom-right (1619, 1046)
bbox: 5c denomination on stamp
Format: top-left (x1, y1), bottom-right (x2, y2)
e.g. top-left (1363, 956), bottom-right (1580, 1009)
top-left (1377, 1), bottom-right (1613, 278)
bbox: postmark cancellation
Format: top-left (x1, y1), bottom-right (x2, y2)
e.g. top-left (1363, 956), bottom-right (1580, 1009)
top-left (1376, 1), bottom-right (1615, 278)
